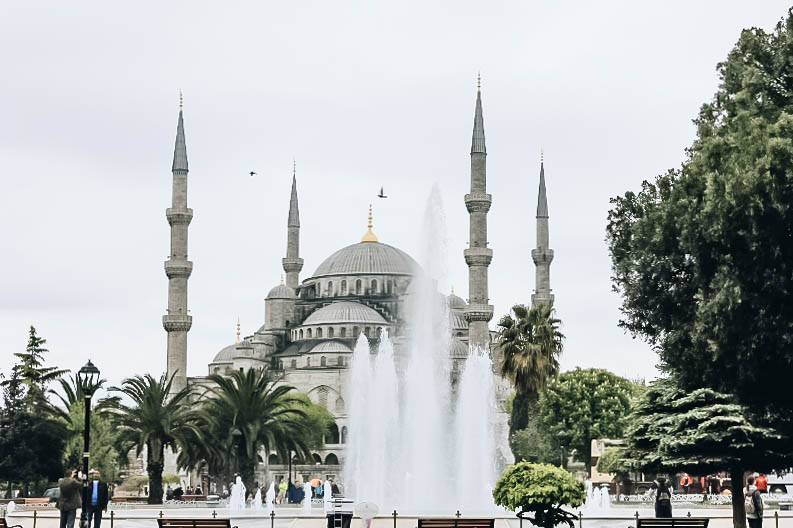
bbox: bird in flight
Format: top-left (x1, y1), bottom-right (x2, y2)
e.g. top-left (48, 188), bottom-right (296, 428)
top-left (249, 171), bottom-right (257, 177)
top-left (377, 186), bottom-right (388, 198)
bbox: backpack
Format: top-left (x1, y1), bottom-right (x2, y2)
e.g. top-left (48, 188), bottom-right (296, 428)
top-left (745, 490), bottom-right (756, 515)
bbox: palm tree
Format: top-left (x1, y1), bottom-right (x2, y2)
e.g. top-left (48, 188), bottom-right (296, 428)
top-left (104, 373), bottom-right (196, 504)
top-left (495, 303), bottom-right (564, 456)
top-left (186, 369), bottom-right (312, 490)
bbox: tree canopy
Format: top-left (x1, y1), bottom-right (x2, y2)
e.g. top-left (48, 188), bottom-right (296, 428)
top-left (537, 368), bottom-right (636, 471)
top-left (606, 9), bottom-right (793, 416)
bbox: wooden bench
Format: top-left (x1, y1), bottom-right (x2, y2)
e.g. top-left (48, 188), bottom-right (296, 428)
top-left (418, 519), bottom-right (495, 528)
top-left (23, 499), bottom-right (49, 505)
top-left (1, 518), bottom-right (24, 528)
top-left (636, 519), bottom-right (709, 528)
top-left (157, 518), bottom-right (234, 528)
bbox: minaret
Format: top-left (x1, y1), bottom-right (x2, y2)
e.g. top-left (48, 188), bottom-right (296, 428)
top-left (282, 160), bottom-right (303, 290)
top-left (531, 153), bottom-right (554, 307)
top-left (162, 94), bottom-right (193, 393)
top-left (464, 76), bottom-right (494, 349)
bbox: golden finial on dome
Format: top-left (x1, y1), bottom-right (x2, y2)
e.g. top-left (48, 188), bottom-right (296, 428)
top-left (450, 285), bottom-right (455, 296)
top-left (541, 149), bottom-right (544, 164)
top-left (280, 274), bottom-right (285, 286)
top-left (361, 204), bottom-right (378, 242)
top-left (236, 318), bottom-right (240, 344)
top-left (179, 90), bottom-right (183, 111)
top-left (477, 72), bottom-right (481, 90)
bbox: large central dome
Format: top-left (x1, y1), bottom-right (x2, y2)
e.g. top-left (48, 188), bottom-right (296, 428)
top-left (312, 241), bottom-right (419, 278)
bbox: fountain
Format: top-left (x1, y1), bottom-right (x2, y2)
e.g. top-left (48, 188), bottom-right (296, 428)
top-left (323, 480), bottom-right (332, 513)
top-left (265, 481), bottom-right (275, 514)
top-left (345, 187), bottom-right (498, 512)
top-left (229, 476), bottom-right (246, 511)
top-left (583, 480), bottom-right (612, 513)
top-left (302, 481), bottom-right (312, 514)
top-left (253, 486), bottom-right (263, 511)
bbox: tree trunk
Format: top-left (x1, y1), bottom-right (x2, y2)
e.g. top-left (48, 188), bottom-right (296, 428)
top-left (510, 389), bottom-right (531, 434)
top-left (147, 447), bottom-right (164, 505)
top-left (730, 466), bottom-right (746, 528)
top-left (240, 453), bottom-right (256, 492)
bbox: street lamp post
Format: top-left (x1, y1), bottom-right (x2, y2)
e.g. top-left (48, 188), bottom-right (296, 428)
top-left (77, 360), bottom-right (100, 528)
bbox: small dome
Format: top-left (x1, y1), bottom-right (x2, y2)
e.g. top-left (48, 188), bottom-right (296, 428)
top-left (303, 301), bottom-right (388, 326)
top-left (212, 343), bottom-right (237, 363)
top-left (448, 293), bottom-right (466, 309)
top-left (309, 341), bottom-right (353, 354)
top-left (450, 338), bottom-right (469, 359)
top-left (311, 241), bottom-right (419, 278)
top-left (267, 284), bottom-right (295, 300)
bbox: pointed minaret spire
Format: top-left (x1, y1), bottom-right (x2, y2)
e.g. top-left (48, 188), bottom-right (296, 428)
top-left (282, 159), bottom-right (303, 290)
top-left (361, 204), bottom-right (378, 242)
top-left (532, 152), bottom-right (554, 307)
top-left (464, 79), bottom-right (494, 349)
top-left (163, 94), bottom-right (194, 393)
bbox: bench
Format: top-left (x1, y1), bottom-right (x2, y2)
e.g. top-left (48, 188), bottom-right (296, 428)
top-left (157, 519), bottom-right (234, 528)
top-left (111, 497), bottom-right (150, 503)
top-left (636, 519), bottom-right (709, 528)
top-left (23, 499), bottom-right (49, 505)
top-left (1, 518), bottom-right (24, 528)
top-left (418, 519), bottom-right (495, 528)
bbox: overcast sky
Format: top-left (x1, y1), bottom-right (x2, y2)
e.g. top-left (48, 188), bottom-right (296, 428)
top-left (1, 1), bottom-right (789, 388)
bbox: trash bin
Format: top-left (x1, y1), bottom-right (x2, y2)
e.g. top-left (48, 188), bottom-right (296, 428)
top-left (326, 512), bottom-right (353, 528)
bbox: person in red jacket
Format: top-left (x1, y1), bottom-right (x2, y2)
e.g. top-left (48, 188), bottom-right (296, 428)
top-left (755, 474), bottom-right (768, 493)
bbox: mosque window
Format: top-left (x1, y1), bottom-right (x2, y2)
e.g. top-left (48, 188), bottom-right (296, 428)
top-left (371, 279), bottom-right (378, 293)
top-left (299, 329), bottom-right (304, 339)
top-left (353, 326), bottom-right (359, 336)
top-left (337, 356), bottom-right (344, 366)
top-left (387, 280), bottom-right (393, 294)
top-left (377, 327), bottom-right (383, 337)
top-left (340, 327), bottom-right (346, 337)
top-left (327, 423), bottom-right (340, 443)
top-left (341, 426), bottom-right (348, 444)
top-left (312, 453), bottom-right (322, 464)
top-left (327, 281), bottom-right (333, 296)
top-left (285, 320), bottom-right (290, 327)
top-left (291, 359), bottom-right (296, 368)
top-left (325, 453), bottom-right (339, 465)
top-left (307, 328), bottom-right (313, 338)
top-left (341, 280), bottom-right (347, 295)
top-left (364, 327), bottom-right (370, 337)
top-left (335, 396), bottom-right (344, 412)
top-left (318, 386), bottom-right (329, 406)
top-left (317, 327), bottom-right (323, 338)
top-left (327, 327), bottom-right (333, 338)
top-left (321, 356), bottom-right (327, 367)
top-left (355, 280), bottom-right (362, 295)
top-left (268, 453), bottom-right (281, 465)
top-left (306, 356), bottom-right (311, 367)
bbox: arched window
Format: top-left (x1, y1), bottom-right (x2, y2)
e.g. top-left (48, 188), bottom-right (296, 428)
top-left (340, 327), bottom-right (346, 337)
top-left (299, 329), bottom-right (304, 339)
top-left (326, 423), bottom-right (340, 444)
top-left (307, 328), bottom-right (312, 338)
top-left (285, 319), bottom-right (290, 327)
top-left (318, 386), bottom-right (329, 407)
top-left (355, 279), bottom-right (362, 295)
top-left (387, 280), bottom-right (393, 294)
top-left (341, 280), bottom-right (347, 295)
top-left (268, 453), bottom-right (281, 465)
top-left (328, 327), bottom-right (334, 338)
top-left (377, 327), bottom-right (383, 337)
top-left (353, 326), bottom-right (359, 336)
top-left (335, 396), bottom-right (344, 412)
top-left (341, 426), bottom-right (348, 444)
top-left (321, 356), bottom-right (327, 367)
top-left (312, 453), bottom-right (322, 464)
top-left (306, 356), bottom-right (311, 367)
top-left (337, 356), bottom-right (344, 367)
top-left (291, 359), bottom-right (297, 368)
top-left (317, 327), bottom-right (323, 338)
top-left (364, 327), bottom-right (370, 337)
top-left (371, 279), bottom-right (378, 293)
top-left (327, 281), bottom-right (333, 296)
top-left (325, 453), bottom-right (339, 465)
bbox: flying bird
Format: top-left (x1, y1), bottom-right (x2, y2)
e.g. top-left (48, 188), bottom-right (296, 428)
top-left (249, 171), bottom-right (257, 177)
top-left (377, 186), bottom-right (388, 198)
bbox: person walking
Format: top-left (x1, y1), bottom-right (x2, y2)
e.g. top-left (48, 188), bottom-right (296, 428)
top-left (57, 469), bottom-right (82, 528)
top-left (651, 476), bottom-right (673, 518)
top-left (680, 473), bottom-right (691, 495)
top-left (746, 476), bottom-right (764, 528)
top-left (86, 470), bottom-right (109, 528)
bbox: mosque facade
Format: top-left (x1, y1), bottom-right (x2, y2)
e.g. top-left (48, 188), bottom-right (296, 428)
top-left (162, 85), bottom-right (552, 486)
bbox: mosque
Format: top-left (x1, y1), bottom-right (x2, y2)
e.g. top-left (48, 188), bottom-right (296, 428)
top-left (161, 84), bottom-right (554, 486)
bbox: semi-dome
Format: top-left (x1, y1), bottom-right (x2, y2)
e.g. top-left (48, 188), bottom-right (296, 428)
top-left (303, 301), bottom-right (388, 326)
top-left (450, 338), bottom-right (469, 359)
top-left (311, 241), bottom-right (419, 278)
top-left (267, 283), bottom-right (295, 299)
top-left (309, 341), bottom-right (353, 354)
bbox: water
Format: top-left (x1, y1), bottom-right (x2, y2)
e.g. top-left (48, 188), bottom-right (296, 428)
top-left (583, 481), bottom-right (612, 513)
top-left (345, 187), bottom-right (498, 513)
top-left (301, 482), bottom-right (312, 514)
top-left (229, 476), bottom-right (246, 510)
top-left (253, 487), bottom-right (263, 511)
top-left (265, 481), bottom-right (275, 514)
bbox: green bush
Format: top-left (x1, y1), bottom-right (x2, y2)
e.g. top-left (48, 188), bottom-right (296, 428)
top-left (493, 462), bottom-right (585, 528)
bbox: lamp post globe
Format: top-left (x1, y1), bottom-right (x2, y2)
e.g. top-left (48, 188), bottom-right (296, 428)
top-left (77, 360), bottom-right (100, 528)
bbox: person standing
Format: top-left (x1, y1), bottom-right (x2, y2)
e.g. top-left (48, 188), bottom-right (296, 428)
top-left (651, 477), bottom-right (673, 518)
top-left (680, 473), bottom-right (691, 495)
top-left (755, 474), bottom-right (768, 493)
top-left (746, 476), bottom-right (764, 528)
top-left (86, 470), bottom-right (109, 528)
top-left (58, 469), bottom-right (82, 528)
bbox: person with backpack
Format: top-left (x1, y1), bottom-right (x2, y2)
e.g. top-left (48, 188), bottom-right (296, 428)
top-left (651, 476), bottom-right (673, 518)
top-left (745, 476), bottom-right (764, 528)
